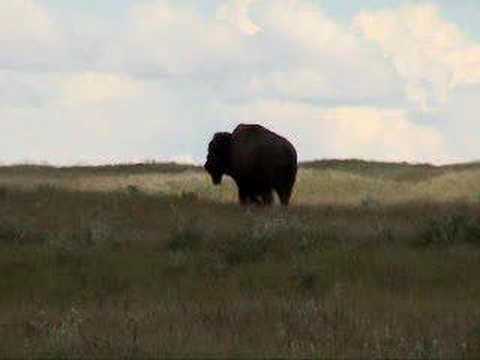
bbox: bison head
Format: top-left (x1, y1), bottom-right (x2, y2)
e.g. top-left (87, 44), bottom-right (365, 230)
top-left (204, 132), bottom-right (232, 185)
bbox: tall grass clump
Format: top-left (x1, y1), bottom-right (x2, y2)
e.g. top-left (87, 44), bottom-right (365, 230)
top-left (418, 211), bottom-right (480, 247)
top-left (0, 186), bottom-right (8, 201)
top-left (211, 212), bottom-right (331, 267)
top-left (220, 227), bottom-right (271, 266)
top-left (0, 219), bottom-right (47, 246)
top-left (166, 205), bottom-right (206, 253)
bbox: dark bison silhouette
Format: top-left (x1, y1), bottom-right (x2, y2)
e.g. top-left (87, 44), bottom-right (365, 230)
top-left (204, 124), bottom-right (298, 206)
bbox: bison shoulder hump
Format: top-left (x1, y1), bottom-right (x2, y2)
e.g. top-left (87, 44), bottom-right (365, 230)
top-left (233, 123), bottom-right (266, 134)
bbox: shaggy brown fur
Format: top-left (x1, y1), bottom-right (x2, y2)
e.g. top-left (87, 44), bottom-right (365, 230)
top-left (205, 124), bottom-right (298, 206)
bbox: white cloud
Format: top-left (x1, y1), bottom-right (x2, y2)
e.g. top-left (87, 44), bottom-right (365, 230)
top-left (0, 0), bottom-right (57, 45)
top-left (318, 106), bottom-right (445, 163)
top-left (216, 0), bottom-right (261, 35)
top-left (0, 0), bottom-right (63, 70)
top-left (354, 4), bottom-right (480, 112)
top-left (0, 70), bottom-right (59, 107)
top-left (168, 154), bottom-right (199, 165)
top-left (240, 65), bottom-right (399, 103)
top-left (203, 0), bottom-right (401, 104)
top-left (223, 100), bottom-right (447, 163)
top-left (433, 85), bottom-right (480, 162)
top-left (60, 72), bottom-right (143, 105)
top-left (0, 0), bottom-right (476, 165)
top-left (0, 67), bottom-right (220, 165)
top-left (121, 1), bottom-right (245, 76)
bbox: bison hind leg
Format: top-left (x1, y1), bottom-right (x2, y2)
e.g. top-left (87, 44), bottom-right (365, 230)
top-left (277, 190), bottom-right (291, 206)
top-left (275, 171), bottom-right (296, 207)
top-left (260, 190), bottom-right (274, 206)
top-left (238, 187), bottom-right (261, 206)
top-left (275, 184), bottom-right (294, 206)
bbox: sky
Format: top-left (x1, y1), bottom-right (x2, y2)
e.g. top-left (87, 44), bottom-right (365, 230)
top-left (2, 0), bottom-right (480, 165)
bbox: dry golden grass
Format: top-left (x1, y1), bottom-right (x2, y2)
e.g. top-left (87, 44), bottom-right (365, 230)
top-left (0, 160), bottom-right (479, 358)
top-left (2, 163), bottom-right (480, 206)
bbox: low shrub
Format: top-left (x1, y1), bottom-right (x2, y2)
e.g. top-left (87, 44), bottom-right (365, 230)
top-left (0, 220), bottom-right (47, 245)
top-left (0, 186), bottom-right (8, 201)
top-left (127, 185), bottom-right (141, 195)
top-left (46, 218), bottom-right (114, 256)
top-left (220, 232), bottom-right (270, 266)
top-left (167, 206), bottom-right (205, 252)
top-left (417, 212), bottom-right (480, 247)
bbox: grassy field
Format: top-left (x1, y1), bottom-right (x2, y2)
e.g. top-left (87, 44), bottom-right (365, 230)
top-left (0, 159), bottom-right (479, 358)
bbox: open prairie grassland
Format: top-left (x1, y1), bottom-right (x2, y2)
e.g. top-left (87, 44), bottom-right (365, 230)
top-left (0, 160), bottom-right (480, 358)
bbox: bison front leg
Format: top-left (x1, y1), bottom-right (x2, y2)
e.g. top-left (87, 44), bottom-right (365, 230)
top-left (238, 188), bottom-right (250, 206)
top-left (238, 188), bottom-right (264, 207)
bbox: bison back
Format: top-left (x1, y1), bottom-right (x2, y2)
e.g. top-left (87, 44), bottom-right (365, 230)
top-left (230, 124), bottom-right (297, 186)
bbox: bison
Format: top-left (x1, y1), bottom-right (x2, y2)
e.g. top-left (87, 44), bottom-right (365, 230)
top-left (204, 124), bottom-right (297, 206)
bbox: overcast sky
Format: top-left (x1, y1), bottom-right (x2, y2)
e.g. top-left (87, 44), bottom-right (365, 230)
top-left (2, 0), bottom-right (480, 165)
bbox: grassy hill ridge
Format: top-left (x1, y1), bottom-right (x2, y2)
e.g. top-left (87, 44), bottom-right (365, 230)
top-left (0, 158), bottom-right (479, 186)
top-left (2, 159), bottom-right (480, 206)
